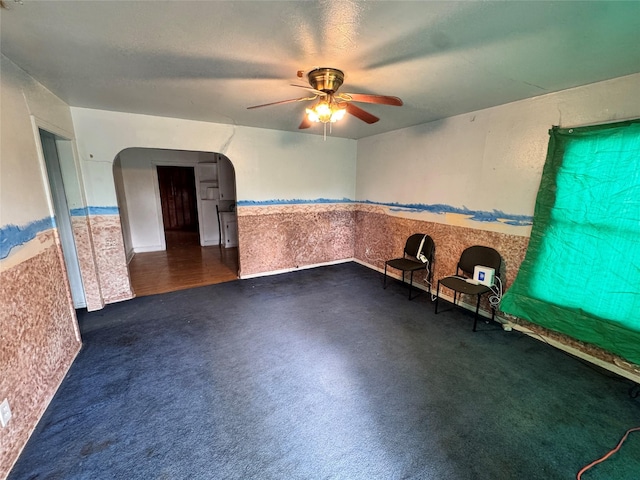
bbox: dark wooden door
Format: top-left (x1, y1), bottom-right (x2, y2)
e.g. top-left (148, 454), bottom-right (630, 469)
top-left (157, 166), bottom-right (198, 232)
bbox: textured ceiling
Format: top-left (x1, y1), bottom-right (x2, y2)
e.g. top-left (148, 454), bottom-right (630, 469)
top-left (2, 1), bottom-right (639, 139)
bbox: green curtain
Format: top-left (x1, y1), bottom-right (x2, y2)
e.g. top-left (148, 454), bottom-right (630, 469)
top-left (501, 119), bottom-right (640, 365)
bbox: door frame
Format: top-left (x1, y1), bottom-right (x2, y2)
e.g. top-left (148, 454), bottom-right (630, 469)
top-left (30, 116), bottom-right (88, 318)
top-left (151, 159), bottom-right (202, 251)
top-left (156, 164), bottom-right (199, 234)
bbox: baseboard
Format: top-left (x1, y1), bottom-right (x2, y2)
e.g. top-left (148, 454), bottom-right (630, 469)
top-left (355, 258), bottom-right (640, 385)
top-left (201, 240), bottom-right (221, 247)
top-left (239, 258), bottom-right (354, 280)
top-left (132, 245), bottom-right (165, 253)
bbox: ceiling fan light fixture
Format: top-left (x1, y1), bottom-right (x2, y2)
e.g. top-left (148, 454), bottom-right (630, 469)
top-left (306, 99), bottom-right (346, 123)
top-left (330, 107), bottom-right (347, 122)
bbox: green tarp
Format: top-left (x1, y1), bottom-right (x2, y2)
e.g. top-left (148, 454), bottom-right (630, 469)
top-left (501, 119), bottom-right (640, 365)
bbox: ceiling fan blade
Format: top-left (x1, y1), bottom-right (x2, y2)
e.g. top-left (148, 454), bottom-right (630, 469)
top-left (298, 115), bottom-right (312, 129)
top-left (338, 93), bottom-right (403, 106)
top-left (290, 84), bottom-right (326, 96)
top-left (247, 96), bottom-right (316, 109)
top-left (346, 103), bottom-right (380, 124)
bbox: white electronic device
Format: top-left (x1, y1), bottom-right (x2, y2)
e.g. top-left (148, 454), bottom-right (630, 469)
top-left (473, 265), bottom-right (495, 287)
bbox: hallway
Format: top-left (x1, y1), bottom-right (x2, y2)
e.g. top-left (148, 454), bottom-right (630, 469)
top-left (128, 231), bottom-right (238, 297)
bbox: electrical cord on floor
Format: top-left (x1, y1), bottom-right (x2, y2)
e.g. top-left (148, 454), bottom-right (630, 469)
top-left (423, 282), bottom-right (438, 302)
top-left (488, 276), bottom-right (503, 308)
top-left (427, 281), bottom-right (437, 302)
top-left (421, 261), bottom-right (439, 301)
top-left (576, 426), bottom-right (640, 479)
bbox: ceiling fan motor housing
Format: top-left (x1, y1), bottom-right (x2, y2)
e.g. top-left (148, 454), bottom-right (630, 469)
top-left (308, 68), bottom-right (345, 93)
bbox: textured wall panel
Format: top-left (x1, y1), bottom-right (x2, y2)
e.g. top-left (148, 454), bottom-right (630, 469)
top-left (87, 215), bottom-right (134, 304)
top-left (0, 243), bottom-right (81, 479)
top-left (237, 206), bottom-right (355, 276)
top-left (71, 216), bottom-right (104, 311)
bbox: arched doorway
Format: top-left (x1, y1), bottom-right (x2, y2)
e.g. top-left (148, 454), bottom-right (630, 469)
top-left (112, 148), bottom-right (239, 296)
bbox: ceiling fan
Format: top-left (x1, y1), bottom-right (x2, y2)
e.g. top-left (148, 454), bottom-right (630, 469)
top-left (247, 67), bottom-right (403, 130)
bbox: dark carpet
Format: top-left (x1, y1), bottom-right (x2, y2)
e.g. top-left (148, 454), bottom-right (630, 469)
top-left (9, 263), bottom-right (640, 479)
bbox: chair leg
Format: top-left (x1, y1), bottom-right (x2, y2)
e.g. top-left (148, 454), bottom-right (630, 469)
top-left (383, 264), bottom-right (388, 289)
top-left (435, 281), bottom-right (441, 313)
top-left (408, 271), bottom-right (414, 300)
top-left (473, 294), bottom-right (481, 332)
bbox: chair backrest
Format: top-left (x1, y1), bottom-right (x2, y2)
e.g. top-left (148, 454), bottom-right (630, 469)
top-left (457, 245), bottom-right (501, 277)
top-left (404, 234), bottom-right (434, 262)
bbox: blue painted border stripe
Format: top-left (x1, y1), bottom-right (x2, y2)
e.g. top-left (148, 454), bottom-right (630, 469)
top-left (238, 198), bottom-right (353, 206)
top-left (70, 206), bottom-right (119, 216)
top-left (0, 217), bottom-right (55, 259)
top-left (1, 206), bottom-right (120, 259)
top-left (237, 199), bottom-right (533, 226)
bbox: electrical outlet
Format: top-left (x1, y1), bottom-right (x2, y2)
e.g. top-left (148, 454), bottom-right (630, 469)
top-left (0, 398), bottom-right (12, 427)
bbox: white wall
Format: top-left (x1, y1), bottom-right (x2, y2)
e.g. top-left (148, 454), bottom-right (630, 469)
top-left (357, 73), bottom-right (640, 231)
top-left (70, 108), bottom-right (357, 208)
top-left (0, 54), bottom-right (76, 228)
top-left (112, 154), bottom-right (134, 258)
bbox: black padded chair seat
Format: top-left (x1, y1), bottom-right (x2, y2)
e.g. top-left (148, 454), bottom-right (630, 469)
top-left (438, 277), bottom-right (491, 296)
top-left (385, 257), bottom-right (426, 273)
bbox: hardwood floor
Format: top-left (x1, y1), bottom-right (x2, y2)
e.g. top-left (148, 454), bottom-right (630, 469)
top-left (128, 231), bottom-right (239, 297)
